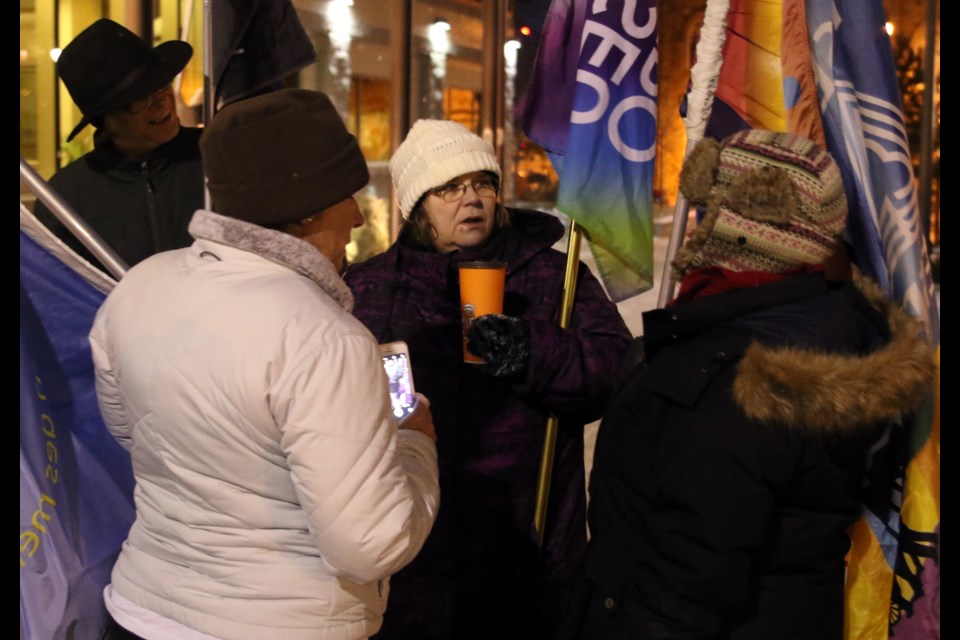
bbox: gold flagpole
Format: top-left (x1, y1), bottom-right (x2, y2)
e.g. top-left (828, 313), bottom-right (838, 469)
top-left (533, 220), bottom-right (583, 545)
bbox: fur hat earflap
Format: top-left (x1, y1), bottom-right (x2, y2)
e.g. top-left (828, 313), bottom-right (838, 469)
top-left (679, 137), bottom-right (721, 206)
top-left (726, 166), bottom-right (798, 224)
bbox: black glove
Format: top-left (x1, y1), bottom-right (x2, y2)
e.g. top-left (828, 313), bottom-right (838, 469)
top-left (466, 314), bottom-right (531, 378)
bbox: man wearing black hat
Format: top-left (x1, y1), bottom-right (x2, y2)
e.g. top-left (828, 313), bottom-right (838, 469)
top-left (34, 19), bottom-right (204, 270)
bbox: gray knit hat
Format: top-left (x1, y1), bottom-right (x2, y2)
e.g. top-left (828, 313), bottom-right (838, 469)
top-left (201, 89), bottom-right (369, 226)
top-left (674, 129), bottom-right (848, 276)
top-left (390, 120), bottom-right (501, 218)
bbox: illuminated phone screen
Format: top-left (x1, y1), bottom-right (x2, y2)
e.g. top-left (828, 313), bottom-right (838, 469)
top-left (382, 353), bottom-right (415, 419)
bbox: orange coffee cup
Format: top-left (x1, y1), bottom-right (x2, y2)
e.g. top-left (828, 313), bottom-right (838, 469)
top-left (458, 261), bottom-right (507, 363)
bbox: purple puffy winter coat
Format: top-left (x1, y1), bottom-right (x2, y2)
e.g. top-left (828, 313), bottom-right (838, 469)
top-left (345, 209), bottom-right (631, 640)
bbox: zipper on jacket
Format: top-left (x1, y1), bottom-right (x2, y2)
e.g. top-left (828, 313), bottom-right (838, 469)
top-left (141, 159), bottom-right (162, 253)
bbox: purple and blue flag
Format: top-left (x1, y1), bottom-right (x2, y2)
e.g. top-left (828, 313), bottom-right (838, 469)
top-left (523, 0), bottom-right (659, 301)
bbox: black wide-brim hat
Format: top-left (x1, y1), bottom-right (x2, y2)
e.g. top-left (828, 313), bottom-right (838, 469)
top-left (58, 19), bottom-right (192, 141)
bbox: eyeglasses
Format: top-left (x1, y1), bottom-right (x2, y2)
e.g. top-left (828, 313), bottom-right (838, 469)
top-left (428, 176), bottom-right (499, 203)
top-left (125, 85), bottom-right (173, 114)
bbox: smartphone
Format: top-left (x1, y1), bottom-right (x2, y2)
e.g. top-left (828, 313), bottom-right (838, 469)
top-left (380, 341), bottom-right (417, 420)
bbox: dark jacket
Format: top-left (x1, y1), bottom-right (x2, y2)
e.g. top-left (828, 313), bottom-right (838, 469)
top-left (34, 126), bottom-right (204, 269)
top-left (345, 209), bottom-right (632, 640)
top-left (563, 274), bottom-right (934, 640)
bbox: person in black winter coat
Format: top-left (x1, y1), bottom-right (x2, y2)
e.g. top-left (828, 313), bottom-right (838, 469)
top-left (33, 19), bottom-right (204, 270)
top-left (561, 130), bottom-right (935, 640)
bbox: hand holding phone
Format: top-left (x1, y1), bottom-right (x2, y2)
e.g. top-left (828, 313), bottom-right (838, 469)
top-left (398, 392), bottom-right (436, 441)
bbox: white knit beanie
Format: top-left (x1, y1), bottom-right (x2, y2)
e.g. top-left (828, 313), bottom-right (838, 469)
top-left (390, 119), bottom-right (501, 218)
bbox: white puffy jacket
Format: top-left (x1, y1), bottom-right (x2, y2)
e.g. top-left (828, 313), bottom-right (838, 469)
top-left (90, 210), bottom-right (439, 640)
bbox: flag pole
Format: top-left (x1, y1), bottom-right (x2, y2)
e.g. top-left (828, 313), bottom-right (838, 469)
top-left (203, 0), bottom-right (215, 127)
top-left (533, 220), bottom-right (583, 545)
top-left (202, 0), bottom-right (214, 211)
top-left (656, 0), bottom-right (731, 308)
top-left (20, 157), bottom-right (128, 279)
top-left (917, 0), bottom-right (938, 241)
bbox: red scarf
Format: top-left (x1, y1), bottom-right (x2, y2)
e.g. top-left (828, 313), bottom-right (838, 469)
top-left (672, 265), bottom-right (824, 305)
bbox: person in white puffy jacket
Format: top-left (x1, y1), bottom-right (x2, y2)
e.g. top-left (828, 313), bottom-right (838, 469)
top-left (89, 89), bottom-right (440, 640)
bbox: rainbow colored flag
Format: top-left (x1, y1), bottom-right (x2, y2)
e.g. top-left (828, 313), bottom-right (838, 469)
top-left (522, 0), bottom-right (659, 301)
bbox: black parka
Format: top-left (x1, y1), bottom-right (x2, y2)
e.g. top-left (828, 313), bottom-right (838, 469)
top-left (562, 274), bottom-right (933, 640)
top-left (34, 126), bottom-right (204, 270)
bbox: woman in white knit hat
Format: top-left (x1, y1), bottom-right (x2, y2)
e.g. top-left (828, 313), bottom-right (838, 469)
top-left (345, 120), bottom-right (631, 640)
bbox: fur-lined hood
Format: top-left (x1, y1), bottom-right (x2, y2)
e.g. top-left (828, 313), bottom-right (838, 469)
top-left (733, 275), bottom-right (935, 434)
top-left (189, 209), bottom-right (354, 312)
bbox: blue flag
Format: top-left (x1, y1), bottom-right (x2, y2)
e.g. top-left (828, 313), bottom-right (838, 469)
top-left (523, 0), bottom-right (658, 301)
top-left (20, 231), bottom-right (135, 639)
top-left (808, 0), bottom-right (938, 342)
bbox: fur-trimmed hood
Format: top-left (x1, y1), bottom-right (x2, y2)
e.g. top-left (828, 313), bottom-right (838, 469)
top-left (189, 209), bottom-right (354, 312)
top-left (733, 275), bottom-right (935, 433)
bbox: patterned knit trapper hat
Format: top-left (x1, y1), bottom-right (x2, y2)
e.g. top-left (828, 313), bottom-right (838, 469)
top-left (674, 129), bottom-right (848, 276)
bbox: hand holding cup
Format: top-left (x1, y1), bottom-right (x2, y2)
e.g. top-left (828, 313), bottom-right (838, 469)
top-left (458, 261), bottom-right (507, 363)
